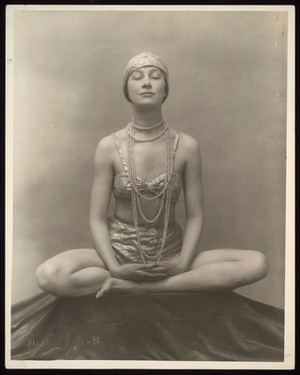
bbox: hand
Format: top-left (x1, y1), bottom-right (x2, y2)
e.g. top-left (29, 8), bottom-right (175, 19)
top-left (154, 261), bottom-right (188, 276)
top-left (110, 263), bottom-right (169, 281)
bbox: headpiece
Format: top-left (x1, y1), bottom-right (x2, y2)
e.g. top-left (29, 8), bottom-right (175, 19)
top-left (123, 52), bottom-right (169, 102)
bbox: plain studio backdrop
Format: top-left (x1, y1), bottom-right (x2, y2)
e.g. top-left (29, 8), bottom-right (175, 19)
top-left (11, 9), bottom-right (287, 309)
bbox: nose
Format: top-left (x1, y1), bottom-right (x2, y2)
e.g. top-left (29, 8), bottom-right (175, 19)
top-left (142, 75), bottom-right (151, 88)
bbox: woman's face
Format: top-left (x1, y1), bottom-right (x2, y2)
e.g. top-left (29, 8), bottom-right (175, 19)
top-left (127, 66), bottom-right (166, 107)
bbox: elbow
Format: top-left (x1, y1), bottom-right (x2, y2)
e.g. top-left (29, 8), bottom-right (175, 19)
top-left (186, 212), bottom-right (204, 227)
top-left (89, 215), bottom-right (107, 232)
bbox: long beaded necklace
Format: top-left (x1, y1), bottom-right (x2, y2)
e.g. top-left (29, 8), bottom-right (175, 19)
top-left (126, 122), bottom-right (174, 201)
top-left (126, 121), bottom-right (174, 263)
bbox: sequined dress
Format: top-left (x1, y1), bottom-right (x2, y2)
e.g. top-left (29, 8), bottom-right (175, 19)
top-left (109, 130), bottom-right (183, 264)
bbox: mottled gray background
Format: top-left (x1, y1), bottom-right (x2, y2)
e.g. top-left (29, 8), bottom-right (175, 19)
top-left (11, 10), bottom-right (287, 308)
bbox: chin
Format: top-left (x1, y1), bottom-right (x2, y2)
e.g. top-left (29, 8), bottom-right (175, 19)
top-left (135, 103), bottom-right (162, 110)
top-left (132, 98), bottom-right (163, 108)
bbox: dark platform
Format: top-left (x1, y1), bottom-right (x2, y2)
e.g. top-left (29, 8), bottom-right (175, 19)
top-left (11, 291), bottom-right (284, 361)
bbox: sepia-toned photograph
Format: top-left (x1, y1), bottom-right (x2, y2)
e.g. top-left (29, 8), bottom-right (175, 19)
top-left (6, 5), bottom-right (295, 370)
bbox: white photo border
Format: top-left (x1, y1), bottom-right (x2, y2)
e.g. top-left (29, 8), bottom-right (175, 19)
top-left (5, 4), bottom-right (295, 370)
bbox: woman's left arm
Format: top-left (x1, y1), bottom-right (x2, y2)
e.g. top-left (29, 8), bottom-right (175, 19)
top-left (171, 135), bottom-right (204, 274)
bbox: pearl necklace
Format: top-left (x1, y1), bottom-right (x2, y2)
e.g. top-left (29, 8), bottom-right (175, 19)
top-left (126, 121), bottom-right (168, 143)
top-left (131, 184), bottom-right (172, 263)
top-left (131, 118), bottom-right (164, 130)
top-left (127, 127), bottom-right (174, 202)
top-left (128, 129), bottom-right (173, 222)
top-left (127, 124), bottom-right (174, 263)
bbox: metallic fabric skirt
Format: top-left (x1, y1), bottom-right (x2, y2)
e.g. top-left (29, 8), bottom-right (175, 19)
top-left (108, 215), bottom-right (183, 264)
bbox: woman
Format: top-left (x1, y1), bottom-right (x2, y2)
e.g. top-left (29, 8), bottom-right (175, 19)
top-left (36, 52), bottom-right (268, 299)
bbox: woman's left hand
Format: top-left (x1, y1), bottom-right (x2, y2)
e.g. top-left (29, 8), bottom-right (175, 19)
top-left (148, 262), bottom-right (188, 277)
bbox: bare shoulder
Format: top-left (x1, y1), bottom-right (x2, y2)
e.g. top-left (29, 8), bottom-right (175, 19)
top-left (178, 131), bottom-right (199, 148)
top-left (95, 134), bottom-right (115, 153)
top-left (94, 134), bottom-right (116, 165)
top-left (174, 130), bottom-right (201, 157)
top-left (94, 128), bottom-right (127, 163)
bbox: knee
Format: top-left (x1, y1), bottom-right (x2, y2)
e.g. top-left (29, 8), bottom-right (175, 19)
top-left (248, 251), bottom-right (269, 281)
top-left (36, 262), bottom-right (64, 295)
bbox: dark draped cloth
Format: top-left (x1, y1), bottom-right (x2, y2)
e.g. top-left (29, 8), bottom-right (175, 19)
top-left (11, 291), bottom-right (284, 361)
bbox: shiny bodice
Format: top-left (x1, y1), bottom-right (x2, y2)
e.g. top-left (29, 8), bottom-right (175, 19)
top-left (112, 131), bottom-right (183, 203)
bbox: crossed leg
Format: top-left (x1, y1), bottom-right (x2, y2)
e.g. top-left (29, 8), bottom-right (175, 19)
top-left (98, 249), bottom-right (269, 297)
top-left (36, 248), bottom-right (268, 297)
top-left (36, 248), bottom-right (109, 297)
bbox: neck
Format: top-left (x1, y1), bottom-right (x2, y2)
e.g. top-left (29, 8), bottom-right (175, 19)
top-left (131, 106), bottom-right (163, 128)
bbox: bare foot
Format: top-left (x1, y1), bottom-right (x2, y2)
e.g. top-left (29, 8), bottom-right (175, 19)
top-left (96, 278), bottom-right (144, 299)
top-left (96, 278), bottom-right (114, 298)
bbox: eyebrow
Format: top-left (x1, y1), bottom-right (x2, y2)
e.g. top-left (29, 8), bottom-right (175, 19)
top-left (132, 67), bottom-right (162, 74)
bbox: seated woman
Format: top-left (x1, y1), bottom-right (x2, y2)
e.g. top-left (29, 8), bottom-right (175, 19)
top-left (35, 52), bottom-right (268, 299)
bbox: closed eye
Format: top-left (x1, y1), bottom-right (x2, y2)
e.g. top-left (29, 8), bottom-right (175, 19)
top-left (150, 70), bottom-right (163, 79)
top-left (131, 73), bottom-right (143, 80)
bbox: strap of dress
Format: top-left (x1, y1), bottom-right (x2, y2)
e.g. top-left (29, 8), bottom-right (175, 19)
top-left (112, 133), bottom-right (129, 173)
top-left (172, 130), bottom-right (180, 158)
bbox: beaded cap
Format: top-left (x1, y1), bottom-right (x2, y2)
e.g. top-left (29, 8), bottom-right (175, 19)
top-left (123, 52), bottom-right (169, 102)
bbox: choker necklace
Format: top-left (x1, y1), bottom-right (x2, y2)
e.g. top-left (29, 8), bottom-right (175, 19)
top-left (131, 118), bottom-right (164, 130)
top-left (126, 121), bottom-right (168, 143)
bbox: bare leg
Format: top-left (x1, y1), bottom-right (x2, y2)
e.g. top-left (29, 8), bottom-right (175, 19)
top-left (36, 248), bottom-right (110, 297)
top-left (98, 249), bottom-right (268, 297)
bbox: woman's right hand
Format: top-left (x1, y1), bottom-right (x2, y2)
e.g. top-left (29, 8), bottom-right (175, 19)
top-left (110, 263), bottom-right (168, 281)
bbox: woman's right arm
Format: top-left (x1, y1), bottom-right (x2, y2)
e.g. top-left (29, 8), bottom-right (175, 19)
top-left (89, 136), bottom-right (120, 272)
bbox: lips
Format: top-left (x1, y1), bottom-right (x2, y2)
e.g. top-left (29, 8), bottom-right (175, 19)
top-left (140, 92), bottom-right (154, 96)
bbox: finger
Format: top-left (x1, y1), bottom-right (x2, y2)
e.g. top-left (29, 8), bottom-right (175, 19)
top-left (139, 263), bottom-right (157, 269)
top-left (154, 265), bottom-right (170, 270)
top-left (124, 263), bottom-right (150, 269)
top-left (154, 262), bottom-right (172, 268)
top-left (153, 262), bottom-right (165, 266)
top-left (146, 266), bottom-right (169, 273)
top-left (137, 271), bottom-right (168, 279)
top-left (136, 268), bottom-right (169, 275)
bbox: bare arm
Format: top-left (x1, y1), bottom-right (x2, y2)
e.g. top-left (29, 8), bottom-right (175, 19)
top-left (89, 136), bottom-right (120, 271)
top-left (177, 135), bottom-right (204, 271)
